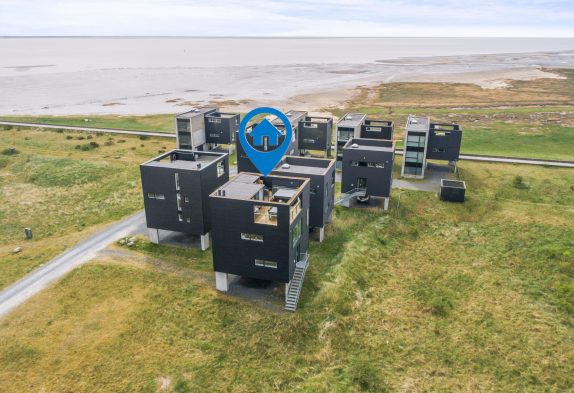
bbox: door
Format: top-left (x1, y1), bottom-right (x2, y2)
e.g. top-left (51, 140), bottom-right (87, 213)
top-left (357, 177), bottom-right (367, 190)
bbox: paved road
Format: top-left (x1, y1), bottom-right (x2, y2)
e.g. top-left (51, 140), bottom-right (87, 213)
top-left (0, 211), bottom-right (146, 318)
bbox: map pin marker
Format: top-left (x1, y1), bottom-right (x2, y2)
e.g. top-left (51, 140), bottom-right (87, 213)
top-left (238, 107), bottom-right (293, 176)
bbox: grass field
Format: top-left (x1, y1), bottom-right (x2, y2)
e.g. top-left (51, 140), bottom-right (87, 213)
top-left (0, 127), bottom-right (173, 289)
top-left (0, 114), bottom-right (174, 133)
top-left (0, 160), bottom-right (572, 392)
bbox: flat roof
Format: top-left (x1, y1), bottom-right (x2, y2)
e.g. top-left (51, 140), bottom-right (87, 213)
top-left (343, 138), bottom-right (395, 153)
top-left (213, 173), bottom-right (308, 204)
top-left (142, 149), bottom-right (225, 170)
top-left (337, 113), bottom-right (367, 128)
top-left (272, 110), bottom-right (308, 126)
top-left (176, 107), bottom-right (218, 119)
top-left (406, 115), bottom-right (430, 132)
top-left (274, 156), bottom-right (334, 176)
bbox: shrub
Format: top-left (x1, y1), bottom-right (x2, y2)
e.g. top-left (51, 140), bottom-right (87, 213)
top-left (117, 139), bottom-right (126, 143)
top-left (66, 135), bottom-right (73, 140)
top-left (347, 355), bottom-right (387, 392)
top-left (513, 175), bottom-right (529, 189)
top-left (87, 135), bottom-right (93, 139)
top-left (104, 140), bottom-right (114, 146)
top-left (3, 125), bottom-right (13, 130)
top-left (77, 136), bottom-right (85, 140)
top-left (139, 135), bottom-right (149, 140)
top-left (1, 148), bottom-right (19, 155)
top-left (89, 141), bottom-right (100, 148)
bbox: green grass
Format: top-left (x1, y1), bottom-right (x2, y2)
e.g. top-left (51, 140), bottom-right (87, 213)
top-left (0, 161), bottom-right (572, 392)
top-left (0, 114), bottom-right (175, 133)
top-left (0, 127), bottom-right (170, 289)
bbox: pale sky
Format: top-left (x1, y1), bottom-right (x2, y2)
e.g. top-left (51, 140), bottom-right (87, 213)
top-left (0, 0), bottom-right (573, 37)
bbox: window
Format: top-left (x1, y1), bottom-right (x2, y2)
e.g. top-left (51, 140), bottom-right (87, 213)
top-left (174, 173), bottom-right (180, 190)
top-left (176, 193), bottom-right (182, 211)
top-left (304, 123), bottom-right (318, 128)
top-left (209, 133), bottom-right (220, 138)
top-left (292, 218), bottom-right (302, 247)
top-left (303, 138), bottom-right (316, 144)
top-left (186, 217), bottom-right (191, 223)
top-left (147, 193), bottom-right (165, 200)
top-left (253, 205), bottom-right (278, 226)
top-left (367, 162), bottom-right (384, 168)
top-left (351, 161), bottom-right (359, 166)
top-left (184, 196), bottom-right (189, 203)
top-left (310, 188), bottom-right (317, 195)
top-left (217, 161), bottom-right (225, 177)
top-left (241, 233), bottom-right (263, 242)
top-left (434, 131), bottom-right (451, 136)
top-left (255, 259), bottom-right (277, 269)
top-left (178, 213), bottom-right (183, 222)
top-left (366, 126), bottom-right (382, 132)
top-left (432, 147), bottom-right (446, 153)
top-left (208, 117), bottom-right (222, 123)
top-left (406, 134), bottom-right (426, 148)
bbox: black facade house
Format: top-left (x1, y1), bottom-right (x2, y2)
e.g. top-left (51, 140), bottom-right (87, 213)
top-left (426, 122), bottom-right (463, 164)
top-left (335, 112), bottom-right (367, 168)
top-left (204, 111), bottom-right (240, 153)
top-left (360, 119), bottom-right (394, 141)
top-left (236, 113), bottom-right (301, 174)
top-left (297, 116), bottom-right (333, 157)
top-left (140, 149), bottom-right (229, 251)
top-left (209, 173), bottom-right (311, 311)
top-left (341, 138), bottom-right (395, 210)
top-left (271, 156), bottom-right (336, 242)
top-left (175, 107), bottom-right (217, 151)
top-left (176, 107), bottom-right (240, 153)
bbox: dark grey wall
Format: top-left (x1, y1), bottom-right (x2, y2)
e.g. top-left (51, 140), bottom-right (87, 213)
top-left (360, 121), bottom-right (393, 140)
top-left (341, 144), bottom-right (394, 198)
top-left (140, 154), bottom-right (229, 236)
top-left (210, 177), bottom-right (309, 283)
top-left (205, 114), bottom-right (240, 144)
top-left (298, 118), bottom-right (333, 155)
top-left (426, 125), bottom-right (462, 161)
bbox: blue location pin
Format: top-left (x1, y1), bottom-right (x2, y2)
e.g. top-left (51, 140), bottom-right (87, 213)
top-left (238, 107), bottom-right (293, 176)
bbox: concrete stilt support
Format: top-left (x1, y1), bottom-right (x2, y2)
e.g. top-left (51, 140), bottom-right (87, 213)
top-left (383, 197), bottom-right (389, 211)
top-left (317, 226), bottom-right (325, 242)
top-left (148, 228), bottom-right (160, 244)
top-left (228, 144), bottom-right (234, 155)
top-left (200, 233), bottom-right (210, 251)
top-left (215, 272), bottom-right (229, 292)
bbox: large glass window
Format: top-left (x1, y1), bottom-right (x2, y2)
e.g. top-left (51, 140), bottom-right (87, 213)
top-left (292, 218), bottom-right (302, 247)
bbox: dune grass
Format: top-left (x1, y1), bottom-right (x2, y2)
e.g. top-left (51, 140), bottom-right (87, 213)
top-left (0, 114), bottom-right (174, 133)
top-left (0, 127), bottom-right (173, 289)
top-left (0, 160), bottom-right (572, 392)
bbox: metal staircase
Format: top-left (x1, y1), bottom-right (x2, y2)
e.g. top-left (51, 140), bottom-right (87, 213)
top-left (285, 254), bottom-right (309, 312)
top-left (335, 188), bottom-right (367, 207)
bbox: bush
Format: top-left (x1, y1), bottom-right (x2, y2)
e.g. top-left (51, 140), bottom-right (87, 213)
top-left (513, 175), bottom-right (529, 189)
top-left (89, 141), bottom-right (100, 148)
top-left (75, 142), bottom-right (99, 151)
top-left (347, 355), bottom-right (387, 392)
top-left (77, 136), bottom-right (85, 140)
top-left (139, 135), bottom-right (149, 140)
top-left (87, 135), bottom-right (93, 139)
top-left (117, 139), bottom-right (126, 143)
top-left (1, 148), bottom-right (19, 155)
top-left (3, 125), bottom-right (13, 130)
top-left (66, 135), bottom-right (73, 140)
top-left (104, 140), bottom-right (114, 146)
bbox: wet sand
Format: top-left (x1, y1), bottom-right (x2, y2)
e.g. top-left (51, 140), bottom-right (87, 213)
top-left (0, 38), bottom-right (573, 115)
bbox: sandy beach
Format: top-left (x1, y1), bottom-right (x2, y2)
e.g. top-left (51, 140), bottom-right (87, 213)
top-left (1, 38), bottom-right (573, 115)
